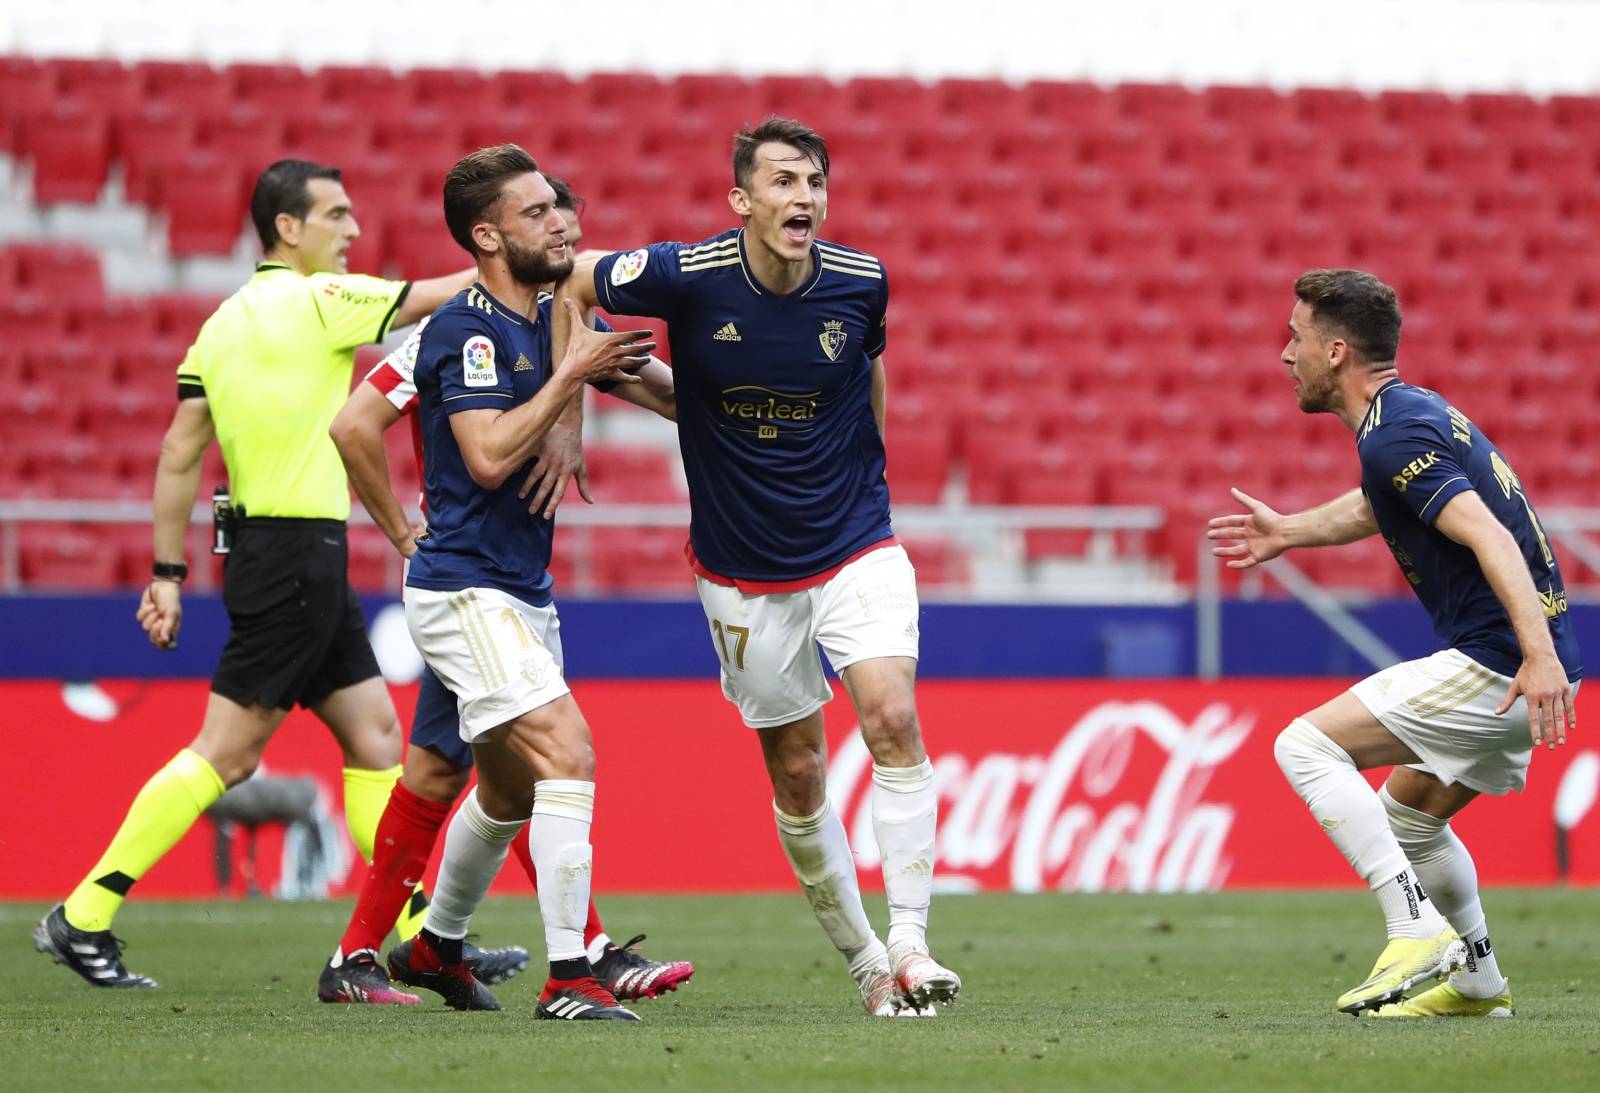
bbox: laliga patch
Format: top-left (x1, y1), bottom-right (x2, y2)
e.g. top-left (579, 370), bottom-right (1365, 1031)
top-left (611, 248), bottom-right (649, 286)
top-left (462, 335), bottom-right (498, 387)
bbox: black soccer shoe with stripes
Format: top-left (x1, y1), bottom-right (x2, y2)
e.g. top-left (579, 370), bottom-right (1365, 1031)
top-left (537, 976), bottom-right (640, 1021)
top-left (592, 934), bottom-right (695, 1001)
top-left (387, 935), bottom-right (500, 1011)
top-left (33, 904), bottom-right (157, 989)
top-left (462, 940), bottom-right (530, 986)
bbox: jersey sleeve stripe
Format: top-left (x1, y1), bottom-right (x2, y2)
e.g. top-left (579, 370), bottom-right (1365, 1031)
top-left (679, 255), bottom-right (742, 272)
top-left (679, 239), bottom-right (739, 258)
top-left (376, 282), bottom-right (410, 342)
top-left (820, 261), bottom-right (883, 279)
top-left (1418, 476), bottom-right (1470, 517)
top-left (442, 391), bottom-right (514, 402)
top-left (815, 244), bottom-right (881, 268)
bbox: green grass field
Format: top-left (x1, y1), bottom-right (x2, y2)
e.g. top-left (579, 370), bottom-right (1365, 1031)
top-left (3, 889), bottom-right (1598, 1091)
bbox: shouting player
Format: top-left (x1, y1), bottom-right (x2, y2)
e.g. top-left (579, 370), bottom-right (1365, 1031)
top-left (1208, 269), bottom-right (1581, 1018)
top-left (316, 178), bottom-right (686, 1005)
top-left (386, 144), bottom-right (654, 1020)
top-left (556, 117), bottom-right (959, 1017)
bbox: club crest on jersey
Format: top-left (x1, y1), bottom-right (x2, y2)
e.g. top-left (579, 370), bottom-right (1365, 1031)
top-left (819, 320), bottom-right (848, 361)
top-left (463, 336), bottom-right (497, 387)
top-left (611, 249), bottom-right (649, 286)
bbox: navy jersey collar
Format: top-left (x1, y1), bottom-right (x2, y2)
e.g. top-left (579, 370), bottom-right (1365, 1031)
top-left (736, 228), bottom-right (823, 299)
top-left (1357, 378), bottom-right (1405, 440)
top-left (470, 281), bottom-right (527, 326)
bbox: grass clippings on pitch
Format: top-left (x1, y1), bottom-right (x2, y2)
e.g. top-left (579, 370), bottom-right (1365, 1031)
top-left (2, 889), bottom-right (1597, 1092)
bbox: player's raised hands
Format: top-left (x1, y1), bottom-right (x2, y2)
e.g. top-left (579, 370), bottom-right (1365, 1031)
top-left (1207, 488), bottom-right (1289, 569)
top-left (137, 579), bottom-right (183, 650)
top-left (1500, 651), bottom-right (1575, 750)
top-left (557, 299), bottom-right (653, 386)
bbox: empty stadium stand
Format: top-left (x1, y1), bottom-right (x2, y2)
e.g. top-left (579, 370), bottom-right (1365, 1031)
top-left (2, 57), bottom-right (1596, 594)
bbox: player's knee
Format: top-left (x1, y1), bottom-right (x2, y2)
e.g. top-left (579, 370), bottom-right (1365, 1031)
top-left (1380, 785), bottom-right (1447, 848)
top-left (545, 726), bottom-right (596, 781)
top-left (1274, 718), bottom-right (1353, 783)
top-left (771, 745), bottom-right (826, 798)
top-left (861, 697), bottom-right (921, 762)
top-left (343, 713), bottom-right (404, 769)
top-left (403, 753), bottom-right (470, 804)
top-left (211, 751), bottom-right (261, 789)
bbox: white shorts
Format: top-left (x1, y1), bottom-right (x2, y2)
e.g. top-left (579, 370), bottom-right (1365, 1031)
top-left (695, 545), bottom-right (920, 728)
top-left (403, 586), bottom-right (568, 742)
top-left (1351, 648), bottom-right (1579, 796)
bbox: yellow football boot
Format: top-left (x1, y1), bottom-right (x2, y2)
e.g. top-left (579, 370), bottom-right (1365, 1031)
top-left (1336, 929), bottom-right (1465, 1014)
top-left (1368, 979), bottom-right (1514, 1018)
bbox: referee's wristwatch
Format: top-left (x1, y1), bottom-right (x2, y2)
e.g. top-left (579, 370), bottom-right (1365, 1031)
top-left (152, 561), bottom-right (189, 583)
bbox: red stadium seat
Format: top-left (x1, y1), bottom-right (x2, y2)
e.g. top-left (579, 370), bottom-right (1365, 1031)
top-left (10, 242), bottom-right (103, 304)
top-left (196, 103), bottom-right (287, 180)
top-left (411, 68), bottom-right (501, 118)
top-left (901, 537), bottom-right (969, 589)
top-left (136, 60), bottom-right (230, 113)
top-left (53, 58), bottom-right (140, 105)
top-left (116, 102), bottom-right (201, 205)
top-left (284, 106), bottom-right (375, 166)
top-left (153, 155), bottom-right (249, 256)
top-left (583, 444), bottom-right (683, 505)
top-left (321, 65), bottom-right (413, 119)
top-left (21, 100), bottom-right (112, 204)
top-left (0, 58), bottom-right (57, 150)
top-left (19, 523), bottom-right (124, 590)
top-left (591, 527), bottom-right (692, 594)
top-left (230, 63), bottom-right (325, 117)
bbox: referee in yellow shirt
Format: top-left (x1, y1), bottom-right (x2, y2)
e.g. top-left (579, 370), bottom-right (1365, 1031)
top-left (35, 160), bottom-right (472, 988)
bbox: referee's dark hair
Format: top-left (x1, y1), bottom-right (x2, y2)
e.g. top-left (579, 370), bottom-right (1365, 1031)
top-left (443, 144), bottom-right (541, 255)
top-left (250, 159), bottom-right (344, 251)
top-left (733, 116), bottom-right (829, 191)
top-left (1294, 268), bottom-right (1403, 365)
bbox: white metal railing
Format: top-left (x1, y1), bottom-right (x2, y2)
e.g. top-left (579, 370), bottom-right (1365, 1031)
top-left (0, 498), bottom-right (1169, 600)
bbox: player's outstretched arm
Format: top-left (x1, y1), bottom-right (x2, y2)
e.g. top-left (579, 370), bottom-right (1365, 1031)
top-left (1433, 490), bottom-right (1574, 748)
top-left (871, 355), bottom-right (887, 438)
top-left (392, 268), bottom-right (476, 329)
top-left (452, 306), bottom-right (653, 490)
top-left (1207, 487), bottom-right (1377, 568)
top-left (330, 383), bottom-right (421, 557)
top-left (600, 358), bottom-right (676, 422)
top-left (139, 397), bottom-right (214, 649)
top-left (550, 254), bottom-right (605, 374)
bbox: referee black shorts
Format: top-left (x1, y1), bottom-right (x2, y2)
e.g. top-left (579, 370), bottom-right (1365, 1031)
top-left (211, 518), bottom-right (381, 712)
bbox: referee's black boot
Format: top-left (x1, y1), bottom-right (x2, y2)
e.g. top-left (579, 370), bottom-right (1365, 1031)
top-left (33, 904), bottom-right (157, 989)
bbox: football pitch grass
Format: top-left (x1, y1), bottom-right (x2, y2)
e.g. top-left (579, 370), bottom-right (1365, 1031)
top-left (3, 889), bottom-right (1598, 1092)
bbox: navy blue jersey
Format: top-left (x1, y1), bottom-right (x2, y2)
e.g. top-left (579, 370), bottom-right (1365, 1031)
top-left (594, 229), bottom-right (892, 584)
top-left (406, 284), bottom-right (559, 605)
top-left (1358, 380), bottom-right (1581, 681)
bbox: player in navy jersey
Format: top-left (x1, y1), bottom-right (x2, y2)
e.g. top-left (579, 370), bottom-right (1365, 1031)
top-left (1208, 270), bottom-right (1581, 1019)
top-left (316, 179), bottom-right (688, 1007)
top-left (388, 144), bottom-right (658, 1021)
top-left (556, 117), bottom-right (958, 1017)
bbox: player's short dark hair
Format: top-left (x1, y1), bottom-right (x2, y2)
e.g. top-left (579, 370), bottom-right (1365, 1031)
top-left (442, 143), bottom-right (541, 255)
top-left (250, 159), bottom-right (343, 251)
top-left (732, 116), bottom-right (830, 191)
top-left (546, 175), bottom-right (585, 218)
top-left (1294, 268), bottom-right (1402, 364)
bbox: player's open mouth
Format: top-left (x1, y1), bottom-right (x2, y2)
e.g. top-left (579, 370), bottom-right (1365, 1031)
top-left (782, 215), bottom-right (812, 244)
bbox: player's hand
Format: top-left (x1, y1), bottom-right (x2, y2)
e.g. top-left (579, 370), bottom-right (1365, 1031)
top-left (1206, 488), bottom-right (1289, 569)
top-left (559, 299), bottom-right (654, 386)
top-left (1500, 651), bottom-right (1574, 749)
top-left (520, 422), bottom-right (593, 518)
top-left (138, 580), bottom-right (183, 650)
top-left (390, 521), bottom-right (426, 560)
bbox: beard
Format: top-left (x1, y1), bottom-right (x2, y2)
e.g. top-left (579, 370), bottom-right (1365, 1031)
top-left (1295, 371), bottom-right (1338, 414)
top-left (504, 236), bottom-right (573, 287)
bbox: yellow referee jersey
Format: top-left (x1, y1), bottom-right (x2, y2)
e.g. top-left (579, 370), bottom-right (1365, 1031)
top-left (176, 262), bottom-right (409, 520)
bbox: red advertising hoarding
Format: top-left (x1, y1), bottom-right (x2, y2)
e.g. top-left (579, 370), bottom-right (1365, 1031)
top-left (3, 679), bottom-right (1594, 900)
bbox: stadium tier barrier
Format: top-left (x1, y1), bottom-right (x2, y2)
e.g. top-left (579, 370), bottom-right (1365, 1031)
top-left (2, 678), bottom-right (1595, 899)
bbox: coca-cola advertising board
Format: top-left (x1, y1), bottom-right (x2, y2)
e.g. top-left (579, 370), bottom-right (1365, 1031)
top-left (2, 679), bottom-right (1594, 899)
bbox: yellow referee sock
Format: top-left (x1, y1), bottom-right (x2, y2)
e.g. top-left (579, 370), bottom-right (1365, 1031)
top-left (342, 765), bottom-right (403, 861)
top-left (63, 749), bottom-right (226, 932)
top-left (342, 765), bottom-right (428, 940)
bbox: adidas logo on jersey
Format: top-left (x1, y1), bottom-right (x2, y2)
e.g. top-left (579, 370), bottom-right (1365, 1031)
top-left (514, 353), bottom-right (534, 372)
top-left (713, 322), bottom-right (742, 342)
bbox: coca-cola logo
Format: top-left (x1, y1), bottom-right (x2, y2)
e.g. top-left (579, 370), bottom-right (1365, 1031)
top-left (828, 701), bottom-right (1254, 894)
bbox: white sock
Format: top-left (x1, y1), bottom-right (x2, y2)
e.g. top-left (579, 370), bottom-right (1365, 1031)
top-left (871, 759), bottom-right (937, 952)
top-left (423, 789), bottom-right (524, 940)
top-left (1382, 787), bottom-right (1506, 997)
top-left (529, 779), bottom-right (594, 964)
top-left (585, 933), bottom-right (613, 964)
top-left (1274, 719), bottom-right (1446, 938)
top-left (774, 798), bottom-right (886, 976)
